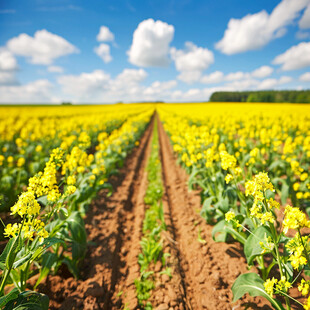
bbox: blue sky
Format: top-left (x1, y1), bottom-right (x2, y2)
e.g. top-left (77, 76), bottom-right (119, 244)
top-left (0, 0), bottom-right (310, 103)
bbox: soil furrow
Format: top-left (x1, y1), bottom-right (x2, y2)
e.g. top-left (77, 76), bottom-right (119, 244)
top-left (38, 116), bottom-right (154, 310)
top-left (108, 117), bottom-right (155, 309)
top-left (157, 116), bottom-right (271, 310)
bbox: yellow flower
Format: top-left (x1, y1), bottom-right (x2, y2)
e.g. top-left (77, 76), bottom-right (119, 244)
top-left (67, 175), bottom-right (76, 185)
top-left (283, 206), bottom-right (310, 233)
top-left (300, 173), bottom-right (308, 181)
top-left (264, 277), bottom-right (278, 296)
top-left (304, 296), bottom-right (310, 310)
top-left (293, 183), bottom-right (300, 191)
top-left (35, 145), bottom-right (42, 152)
top-left (220, 151), bottom-right (237, 170)
top-left (65, 185), bottom-right (76, 195)
top-left (296, 192), bottom-right (304, 199)
top-left (298, 279), bottom-right (310, 296)
top-left (4, 223), bottom-right (20, 238)
top-left (17, 157), bottom-right (25, 167)
top-left (11, 192), bottom-right (41, 217)
top-left (225, 211), bottom-right (235, 222)
top-left (225, 174), bottom-right (233, 184)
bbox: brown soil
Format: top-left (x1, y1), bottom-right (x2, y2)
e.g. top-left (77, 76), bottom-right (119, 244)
top-left (157, 116), bottom-right (272, 310)
top-left (38, 117), bottom-right (154, 309)
top-left (37, 114), bottom-right (279, 309)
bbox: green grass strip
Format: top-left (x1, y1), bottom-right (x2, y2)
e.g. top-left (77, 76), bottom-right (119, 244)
top-left (134, 121), bottom-right (169, 310)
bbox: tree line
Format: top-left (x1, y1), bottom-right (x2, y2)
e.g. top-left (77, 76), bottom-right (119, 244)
top-left (209, 90), bottom-right (310, 103)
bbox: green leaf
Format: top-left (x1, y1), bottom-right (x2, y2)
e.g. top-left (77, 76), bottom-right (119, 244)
top-left (34, 252), bottom-right (58, 289)
top-left (0, 288), bottom-right (19, 307)
top-left (0, 238), bottom-right (15, 270)
top-left (31, 237), bottom-right (64, 261)
top-left (232, 273), bottom-right (285, 310)
top-left (12, 252), bottom-right (32, 269)
top-left (281, 181), bottom-right (289, 205)
top-left (6, 237), bottom-right (19, 270)
top-left (244, 226), bottom-right (272, 265)
top-left (212, 220), bottom-right (228, 242)
top-left (4, 290), bottom-right (49, 310)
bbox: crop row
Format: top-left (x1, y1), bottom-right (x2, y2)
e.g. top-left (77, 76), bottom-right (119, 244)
top-left (0, 106), bottom-right (153, 309)
top-left (0, 104), bottom-right (151, 211)
top-left (158, 103), bottom-right (310, 310)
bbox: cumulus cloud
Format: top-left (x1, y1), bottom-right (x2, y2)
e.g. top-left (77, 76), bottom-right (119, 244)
top-left (96, 26), bottom-right (114, 42)
top-left (47, 66), bottom-right (64, 73)
top-left (7, 29), bottom-right (79, 65)
top-left (257, 76), bottom-right (292, 89)
top-left (58, 70), bottom-right (111, 98)
top-left (299, 4), bottom-right (310, 28)
top-left (201, 65), bottom-right (274, 84)
top-left (170, 42), bottom-right (214, 83)
top-left (128, 19), bottom-right (174, 67)
top-left (57, 68), bottom-right (177, 102)
top-left (94, 43), bottom-right (112, 63)
top-left (226, 71), bottom-right (249, 81)
top-left (143, 80), bottom-right (177, 96)
top-left (0, 49), bottom-right (18, 85)
top-left (273, 41), bottom-right (310, 70)
top-left (0, 71), bottom-right (18, 86)
top-left (296, 30), bottom-right (310, 39)
top-left (0, 49), bottom-right (18, 71)
top-left (299, 72), bottom-right (310, 81)
top-left (251, 65), bottom-right (274, 78)
top-left (201, 71), bottom-right (224, 84)
top-left (0, 79), bottom-right (53, 103)
top-left (216, 0), bottom-right (309, 54)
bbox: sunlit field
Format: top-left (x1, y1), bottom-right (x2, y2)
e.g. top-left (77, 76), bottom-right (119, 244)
top-left (0, 102), bottom-right (309, 309)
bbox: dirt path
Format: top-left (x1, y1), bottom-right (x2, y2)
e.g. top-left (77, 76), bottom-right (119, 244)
top-left (39, 116), bottom-right (154, 310)
top-left (40, 113), bottom-right (272, 309)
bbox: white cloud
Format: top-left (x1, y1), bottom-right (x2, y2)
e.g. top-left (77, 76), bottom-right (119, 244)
top-left (299, 4), bottom-right (310, 29)
top-left (258, 76), bottom-right (292, 89)
top-left (58, 70), bottom-right (111, 98)
top-left (201, 65), bottom-right (274, 84)
top-left (0, 49), bottom-right (18, 71)
top-left (226, 71), bottom-right (249, 81)
top-left (257, 78), bottom-right (278, 89)
top-left (94, 43), bottom-right (112, 63)
top-left (273, 41), bottom-right (310, 70)
top-left (96, 26), bottom-right (114, 42)
top-left (57, 68), bottom-right (177, 102)
top-left (226, 79), bottom-right (259, 90)
top-left (47, 66), bottom-right (64, 73)
top-left (143, 80), bottom-right (177, 96)
top-left (0, 71), bottom-right (18, 85)
top-left (171, 86), bottom-right (232, 101)
top-left (7, 29), bottom-right (79, 65)
top-left (251, 65), bottom-right (274, 78)
top-left (201, 71), bottom-right (224, 84)
top-left (278, 75), bottom-right (293, 84)
top-left (128, 19), bottom-right (174, 67)
top-left (216, 0), bottom-right (309, 54)
top-left (299, 72), bottom-right (310, 81)
top-left (0, 79), bottom-right (52, 103)
top-left (170, 42), bottom-right (214, 83)
top-left (296, 30), bottom-right (310, 39)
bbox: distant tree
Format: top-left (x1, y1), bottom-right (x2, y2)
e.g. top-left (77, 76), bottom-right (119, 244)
top-left (210, 90), bottom-right (310, 103)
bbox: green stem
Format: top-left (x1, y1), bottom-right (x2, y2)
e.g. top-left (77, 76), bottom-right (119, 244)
top-left (274, 242), bottom-right (291, 310)
top-left (0, 216), bottom-right (26, 294)
top-left (298, 229), bottom-right (310, 270)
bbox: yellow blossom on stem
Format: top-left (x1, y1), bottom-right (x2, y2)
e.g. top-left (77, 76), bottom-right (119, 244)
top-left (225, 174), bottom-right (233, 184)
top-left (298, 279), bottom-right (310, 296)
